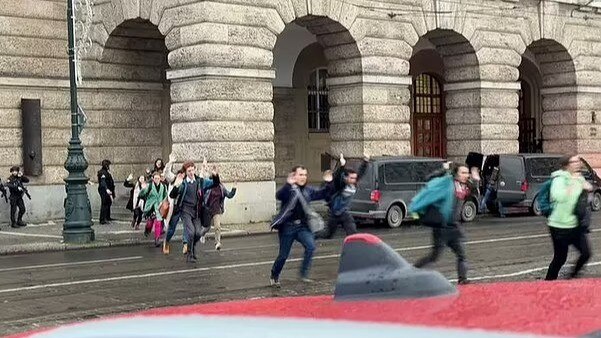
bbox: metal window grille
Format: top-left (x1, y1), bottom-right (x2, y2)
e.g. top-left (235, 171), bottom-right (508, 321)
top-left (308, 68), bottom-right (329, 132)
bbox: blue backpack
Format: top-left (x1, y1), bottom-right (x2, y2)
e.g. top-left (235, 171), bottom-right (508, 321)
top-left (537, 179), bottom-right (554, 217)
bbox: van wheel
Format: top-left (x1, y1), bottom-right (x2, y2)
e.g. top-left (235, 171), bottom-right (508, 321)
top-left (386, 205), bottom-right (404, 228)
top-left (461, 200), bottom-right (477, 223)
top-left (531, 196), bottom-right (542, 216)
top-left (592, 192), bottom-right (601, 212)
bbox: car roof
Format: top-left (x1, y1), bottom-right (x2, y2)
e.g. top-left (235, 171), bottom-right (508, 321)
top-left (346, 156), bottom-right (444, 163)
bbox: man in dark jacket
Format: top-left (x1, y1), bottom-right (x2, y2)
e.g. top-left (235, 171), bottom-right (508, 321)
top-left (319, 153), bottom-right (368, 239)
top-left (6, 166), bottom-right (30, 228)
top-left (97, 159), bottom-right (115, 225)
top-left (270, 165), bottom-right (328, 287)
top-left (169, 161), bottom-right (215, 263)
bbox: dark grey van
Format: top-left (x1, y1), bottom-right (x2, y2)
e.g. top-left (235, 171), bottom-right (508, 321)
top-left (468, 153), bottom-right (601, 215)
top-left (345, 156), bottom-right (479, 228)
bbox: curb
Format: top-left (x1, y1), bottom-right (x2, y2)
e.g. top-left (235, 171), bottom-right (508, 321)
top-left (0, 228), bottom-right (273, 255)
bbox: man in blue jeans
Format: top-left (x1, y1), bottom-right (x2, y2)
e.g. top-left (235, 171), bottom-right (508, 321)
top-left (270, 165), bottom-right (329, 287)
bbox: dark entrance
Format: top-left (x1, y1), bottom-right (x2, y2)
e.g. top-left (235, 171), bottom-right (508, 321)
top-left (518, 80), bottom-right (539, 153)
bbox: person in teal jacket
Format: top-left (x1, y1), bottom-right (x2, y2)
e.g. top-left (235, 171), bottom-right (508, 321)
top-left (409, 163), bottom-right (474, 285)
top-left (139, 171), bottom-right (168, 247)
top-left (545, 155), bottom-right (593, 280)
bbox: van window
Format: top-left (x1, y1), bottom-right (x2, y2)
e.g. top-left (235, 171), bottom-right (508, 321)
top-left (384, 162), bottom-right (412, 184)
top-left (412, 161), bottom-right (444, 182)
top-left (528, 157), bottom-right (561, 177)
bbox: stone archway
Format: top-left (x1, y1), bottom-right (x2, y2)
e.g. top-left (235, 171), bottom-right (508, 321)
top-left (410, 29), bottom-right (480, 161)
top-left (272, 16), bottom-right (361, 182)
top-left (520, 39), bottom-right (577, 154)
top-left (88, 18), bottom-right (170, 180)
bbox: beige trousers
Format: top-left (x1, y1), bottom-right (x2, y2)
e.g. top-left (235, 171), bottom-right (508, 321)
top-left (212, 214), bottom-right (222, 245)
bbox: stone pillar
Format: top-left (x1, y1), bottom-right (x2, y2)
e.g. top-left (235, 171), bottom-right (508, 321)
top-left (168, 68), bottom-right (276, 224)
top-left (445, 82), bottom-right (519, 161)
top-left (541, 86), bottom-right (601, 170)
top-left (541, 88), bottom-right (579, 154)
top-left (328, 76), bottom-right (411, 158)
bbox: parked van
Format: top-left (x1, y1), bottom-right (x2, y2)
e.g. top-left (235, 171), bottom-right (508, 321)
top-left (467, 153), bottom-right (601, 215)
top-left (344, 156), bottom-right (479, 228)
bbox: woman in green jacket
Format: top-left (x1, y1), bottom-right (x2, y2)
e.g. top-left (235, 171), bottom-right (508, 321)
top-left (139, 171), bottom-right (168, 247)
top-left (545, 155), bottom-right (593, 280)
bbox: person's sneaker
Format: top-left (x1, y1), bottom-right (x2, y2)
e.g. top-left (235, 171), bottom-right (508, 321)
top-left (10, 223), bottom-right (19, 228)
top-left (269, 277), bottom-right (281, 288)
top-left (186, 254), bottom-right (196, 263)
top-left (182, 243), bottom-right (188, 254)
top-left (17, 221), bottom-right (26, 227)
top-left (163, 242), bottom-right (170, 255)
top-left (215, 242), bottom-right (222, 251)
top-left (301, 277), bottom-right (314, 283)
top-left (458, 278), bottom-right (470, 285)
top-left (154, 239), bottom-right (161, 247)
top-left (200, 236), bottom-right (206, 244)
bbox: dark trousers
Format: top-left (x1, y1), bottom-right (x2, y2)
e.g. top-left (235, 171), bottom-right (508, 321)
top-left (9, 197), bottom-right (25, 224)
top-left (415, 227), bottom-right (468, 281)
top-left (321, 211), bottom-right (357, 239)
top-left (132, 208), bottom-right (143, 226)
top-left (181, 211), bottom-right (201, 256)
top-left (271, 223), bottom-right (316, 280)
top-left (165, 211), bottom-right (185, 243)
top-left (99, 193), bottom-right (112, 223)
top-left (545, 227), bottom-right (591, 280)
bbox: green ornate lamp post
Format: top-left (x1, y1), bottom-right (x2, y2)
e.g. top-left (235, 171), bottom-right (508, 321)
top-left (63, 0), bottom-right (94, 243)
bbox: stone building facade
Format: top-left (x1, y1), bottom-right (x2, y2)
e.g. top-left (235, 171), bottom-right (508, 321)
top-left (1, 0), bottom-right (601, 224)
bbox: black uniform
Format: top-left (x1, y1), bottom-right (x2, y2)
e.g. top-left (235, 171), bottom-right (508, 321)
top-left (6, 174), bottom-right (30, 227)
top-left (97, 166), bottom-right (115, 224)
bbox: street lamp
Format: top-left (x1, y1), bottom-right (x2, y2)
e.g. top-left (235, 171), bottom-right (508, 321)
top-left (63, 0), bottom-right (94, 243)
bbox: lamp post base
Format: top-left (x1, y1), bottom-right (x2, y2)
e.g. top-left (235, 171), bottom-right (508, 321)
top-left (63, 139), bottom-right (94, 244)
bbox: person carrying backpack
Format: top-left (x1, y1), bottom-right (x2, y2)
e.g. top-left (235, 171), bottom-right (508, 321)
top-left (544, 155), bottom-right (593, 280)
top-left (204, 173), bottom-right (237, 251)
top-left (409, 163), bottom-right (476, 285)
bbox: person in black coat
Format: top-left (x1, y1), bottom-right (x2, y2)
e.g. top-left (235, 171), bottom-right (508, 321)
top-left (97, 159), bottom-right (115, 224)
top-left (6, 166), bottom-right (29, 228)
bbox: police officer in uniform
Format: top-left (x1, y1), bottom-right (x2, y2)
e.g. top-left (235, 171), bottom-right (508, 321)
top-left (98, 159), bottom-right (115, 224)
top-left (6, 166), bottom-right (29, 228)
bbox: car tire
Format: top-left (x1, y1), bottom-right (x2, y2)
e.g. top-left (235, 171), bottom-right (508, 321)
top-left (592, 191), bottom-right (601, 212)
top-left (386, 204), bottom-right (404, 228)
top-left (531, 196), bottom-right (542, 216)
top-left (461, 200), bottom-right (477, 223)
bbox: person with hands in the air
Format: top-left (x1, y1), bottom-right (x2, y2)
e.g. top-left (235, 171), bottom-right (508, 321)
top-left (169, 160), bottom-right (215, 263)
top-left (319, 153), bottom-right (368, 239)
top-left (139, 171), bottom-right (168, 247)
top-left (269, 165), bottom-right (329, 287)
top-left (204, 170), bottom-right (237, 251)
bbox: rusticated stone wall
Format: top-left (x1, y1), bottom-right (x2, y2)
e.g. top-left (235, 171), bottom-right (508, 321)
top-left (3, 0), bottom-right (601, 225)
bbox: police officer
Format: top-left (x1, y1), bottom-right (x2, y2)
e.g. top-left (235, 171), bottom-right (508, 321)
top-left (6, 166), bottom-right (30, 228)
top-left (98, 159), bottom-right (115, 224)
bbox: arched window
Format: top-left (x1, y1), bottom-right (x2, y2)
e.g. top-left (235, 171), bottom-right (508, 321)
top-left (308, 68), bottom-right (329, 132)
top-left (412, 74), bottom-right (445, 158)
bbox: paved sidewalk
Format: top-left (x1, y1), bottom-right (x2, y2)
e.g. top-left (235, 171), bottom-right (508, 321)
top-left (0, 219), bottom-right (272, 255)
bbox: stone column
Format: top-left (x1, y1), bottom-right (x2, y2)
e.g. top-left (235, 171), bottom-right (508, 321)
top-left (168, 68), bottom-right (276, 224)
top-left (445, 82), bottom-right (519, 161)
top-left (328, 76), bottom-right (411, 158)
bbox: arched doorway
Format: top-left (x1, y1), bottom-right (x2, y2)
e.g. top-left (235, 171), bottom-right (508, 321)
top-left (412, 74), bottom-right (445, 157)
top-left (97, 18), bottom-right (170, 178)
top-left (410, 30), bottom-right (478, 160)
top-left (519, 39), bottom-right (576, 154)
top-left (272, 17), bottom-right (360, 183)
